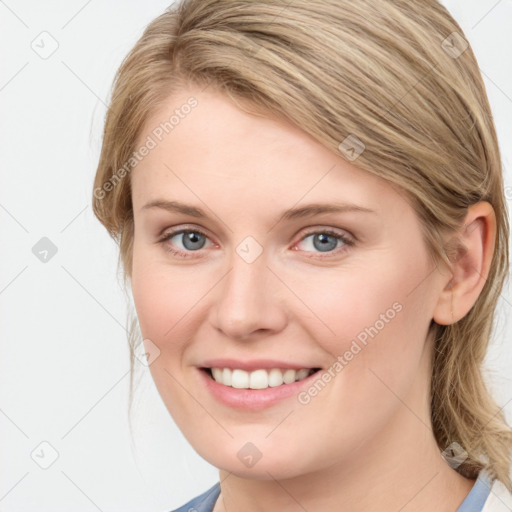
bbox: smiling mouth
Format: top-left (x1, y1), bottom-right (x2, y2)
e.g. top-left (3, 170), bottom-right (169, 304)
top-left (201, 367), bottom-right (321, 390)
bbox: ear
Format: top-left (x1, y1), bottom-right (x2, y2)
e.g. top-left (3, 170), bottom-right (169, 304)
top-left (432, 201), bottom-right (496, 325)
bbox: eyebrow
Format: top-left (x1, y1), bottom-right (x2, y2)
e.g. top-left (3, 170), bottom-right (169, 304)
top-left (141, 199), bottom-right (376, 222)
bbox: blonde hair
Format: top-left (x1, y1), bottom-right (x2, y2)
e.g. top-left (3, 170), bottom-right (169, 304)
top-left (92, 0), bottom-right (512, 489)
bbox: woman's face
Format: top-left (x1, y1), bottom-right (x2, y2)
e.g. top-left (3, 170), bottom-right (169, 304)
top-left (130, 84), bottom-right (448, 479)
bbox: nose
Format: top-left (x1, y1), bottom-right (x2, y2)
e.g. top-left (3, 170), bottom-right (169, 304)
top-left (209, 250), bottom-right (288, 341)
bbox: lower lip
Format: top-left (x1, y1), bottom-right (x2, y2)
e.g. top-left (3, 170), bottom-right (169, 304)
top-left (197, 368), bottom-right (320, 411)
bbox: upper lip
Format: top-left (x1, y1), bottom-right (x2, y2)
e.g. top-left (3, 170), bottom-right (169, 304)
top-left (199, 358), bottom-right (321, 371)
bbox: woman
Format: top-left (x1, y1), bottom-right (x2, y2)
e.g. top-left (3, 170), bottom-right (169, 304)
top-left (92, 0), bottom-right (512, 510)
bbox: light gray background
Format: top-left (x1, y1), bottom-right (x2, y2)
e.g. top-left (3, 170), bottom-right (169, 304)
top-left (1, 1), bottom-right (511, 510)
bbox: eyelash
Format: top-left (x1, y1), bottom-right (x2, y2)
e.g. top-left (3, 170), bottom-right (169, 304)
top-left (157, 226), bottom-right (354, 260)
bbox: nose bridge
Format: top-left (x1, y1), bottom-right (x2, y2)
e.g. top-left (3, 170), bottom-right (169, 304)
top-left (212, 244), bottom-right (285, 339)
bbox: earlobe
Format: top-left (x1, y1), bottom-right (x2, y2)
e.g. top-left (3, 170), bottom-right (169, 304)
top-left (432, 201), bottom-right (496, 326)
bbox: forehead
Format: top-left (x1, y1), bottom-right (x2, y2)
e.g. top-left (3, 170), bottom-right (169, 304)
top-left (130, 86), bottom-right (406, 218)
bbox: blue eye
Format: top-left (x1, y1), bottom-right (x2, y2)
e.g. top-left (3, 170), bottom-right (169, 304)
top-left (296, 230), bottom-right (353, 255)
top-left (159, 229), bottom-right (210, 257)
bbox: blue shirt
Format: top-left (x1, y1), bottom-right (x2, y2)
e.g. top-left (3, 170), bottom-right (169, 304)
top-left (172, 482), bottom-right (220, 512)
top-left (171, 470), bottom-right (492, 512)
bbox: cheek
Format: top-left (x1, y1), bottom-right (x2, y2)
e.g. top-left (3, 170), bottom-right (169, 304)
top-left (130, 249), bottom-right (207, 423)
top-left (131, 265), bottom-right (171, 344)
top-left (290, 254), bottom-right (422, 342)
top-left (291, 251), bottom-right (433, 395)
top-left (131, 242), bottom-right (207, 345)
top-left (282, 265), bottom-right (432, 466)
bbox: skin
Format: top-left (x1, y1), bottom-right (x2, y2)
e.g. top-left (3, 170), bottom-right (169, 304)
top-left (129, 84), bottom-right (496, 512)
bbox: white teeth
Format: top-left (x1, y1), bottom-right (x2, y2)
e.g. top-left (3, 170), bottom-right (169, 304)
top-left (212, 368), bottom-right (223, 382)
top-left (231, 369), bottom-right (249, 389)
top-left (268, 368), bottom-right (284, 387)
top-left (283, 369), bottom-right (296, 384)
top-left (222, 368), bottom-right (232, 386)
top-left (209, 367), bottom-right (315, 389)
top-left (249, 369), bottom-right (268, 389)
